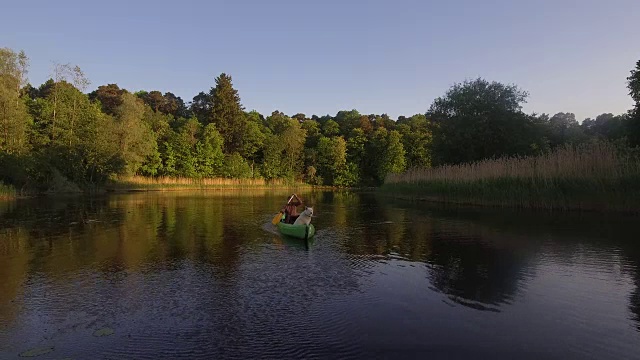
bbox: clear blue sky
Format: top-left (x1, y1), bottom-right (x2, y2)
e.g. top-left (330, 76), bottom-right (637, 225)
top-left (2, 0), bottom-right (639, 121)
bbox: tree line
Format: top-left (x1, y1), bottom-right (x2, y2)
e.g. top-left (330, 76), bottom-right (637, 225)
top-left (1, 47), bottom-right (639, 191)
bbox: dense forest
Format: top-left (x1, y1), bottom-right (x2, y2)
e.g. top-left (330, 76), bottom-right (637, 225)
top-left (1, 46), bottom-right (639, 192)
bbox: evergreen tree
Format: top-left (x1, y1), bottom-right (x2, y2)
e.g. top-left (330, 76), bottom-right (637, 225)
top-left (209, 73), bottom-right (245, 154)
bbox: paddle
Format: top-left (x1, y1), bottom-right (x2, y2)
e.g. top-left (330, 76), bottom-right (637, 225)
top-left (271, 194), bottom-right (296, 225)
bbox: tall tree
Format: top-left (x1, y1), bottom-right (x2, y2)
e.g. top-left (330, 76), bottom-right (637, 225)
top-left (0, 47), bottom-right (31, 154)
top-left (240, 111), bottom-right (267, 167)
top-left (367, 128), bottom-right (406, 184)
top-left (428, 78), bottom-right (539, 165)
top-left (113, 92), bottom-right (156, 174)
top-left (209, 73), bottom-right (245, 153)
top-left (316, 136), bottom-right (346, 185)
top-left (190, 91), bottom-right (212, 124)
top-left (547, 112), bottom-right (586, 147)
top-left (627, 60), bottom-right (640, 147)
top-left (68, 66), bottom-right (90, 146)
top-left (89, 84), bottom-right (124, 115)
top-left (581, 113), bottom-right (626, 141)
top-left (161, 92), bottom-right (188, 118)
top-left (322, 119), bottom-right (341, 137)
top-left (397, 114), bottom-right (432, 169)
top-left (137, 90), bottom-right (165, 112)
top-left (334, 109), bottom-right (361, 136)
top-left (261, 115), bottom-right (306, 180)
top-left (195, 123), bottom-right (224, 177)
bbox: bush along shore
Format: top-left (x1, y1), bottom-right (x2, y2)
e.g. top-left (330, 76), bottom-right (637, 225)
top-left (382, 142), bottom-right (640, 212)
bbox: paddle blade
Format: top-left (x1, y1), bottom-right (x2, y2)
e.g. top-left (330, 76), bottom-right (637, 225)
top-left (271, 212), bottom-right (283, 225)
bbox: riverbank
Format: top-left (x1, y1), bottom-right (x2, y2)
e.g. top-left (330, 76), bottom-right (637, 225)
top-left (382, 142), bottom-right (640, 212)
top-left (104, 176), bottom-right (316, 192)
top-left (0, 176), bottom-right (354, 198)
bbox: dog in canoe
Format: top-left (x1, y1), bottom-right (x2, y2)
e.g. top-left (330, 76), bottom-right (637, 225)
top-left (293, 207), bottom-right (313, 226)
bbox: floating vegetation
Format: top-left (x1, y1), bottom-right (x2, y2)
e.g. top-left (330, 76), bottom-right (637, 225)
top-left (18, 346), bottom-right (54, 357)
top-left (93, 327), bottom-right (114, 337)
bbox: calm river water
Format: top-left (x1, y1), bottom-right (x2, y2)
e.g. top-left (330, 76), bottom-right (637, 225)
top-left (0, 190), bottom-right (639, 359)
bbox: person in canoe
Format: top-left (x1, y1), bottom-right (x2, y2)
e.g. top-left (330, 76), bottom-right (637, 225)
top-left (281, 194), bottom-right (303, 224)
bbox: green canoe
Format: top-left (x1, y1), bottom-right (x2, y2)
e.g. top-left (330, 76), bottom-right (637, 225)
top-left (276, 222), bottom-right (315, 240)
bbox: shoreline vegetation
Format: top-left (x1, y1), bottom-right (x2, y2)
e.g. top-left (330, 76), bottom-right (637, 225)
top-left (105, 176), bottom-right (312, 192)
top-left (382, 142), bottom-right (640, 212)
top-left (0, 181), bottom-right (15, 199)
top-left (0, 176), bottom-right (346, 198)
top-left (1, 47), bottom-right (639, 211)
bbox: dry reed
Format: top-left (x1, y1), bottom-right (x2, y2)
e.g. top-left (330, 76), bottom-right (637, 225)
top-left (383, 142), bottom-right (640, 211)
top-left (107, 176), bottom-right (309, 191)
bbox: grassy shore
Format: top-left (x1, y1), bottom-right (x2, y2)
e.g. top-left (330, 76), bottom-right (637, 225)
top-left (382, 142), bottom-right (640, 211)
top-left (105, 176), bottom-right (314, 192)
top-left (0, 181), bottom-right (16, 200)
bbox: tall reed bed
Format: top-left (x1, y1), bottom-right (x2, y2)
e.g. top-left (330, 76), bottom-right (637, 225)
top-left (0, 181), bottom-right (16, 199)
top-left (383, 142), bottom-right (640, 211)
top-left (107, 176), bottom-right (309, 191)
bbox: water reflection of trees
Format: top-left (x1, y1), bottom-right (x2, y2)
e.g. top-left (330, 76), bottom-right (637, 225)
top-left (328, 193), bottom-right (640, 316)
top-left (427, 233), bottom-right (527, 310)
top-left (0, 190), bottom-right (361, 331)
top-left (2, 191), bottom-right (640, 330)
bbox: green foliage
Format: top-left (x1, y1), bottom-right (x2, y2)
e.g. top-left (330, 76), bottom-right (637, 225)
top-left (581, 113), bottom-right (627, 141)
top-left (139, 145), bottom-right (162, 176)
top-left (89, 84), bottom-right (123, 115)
top-left (210, 73), bottom-right (245, 153)
top-left (429, 78), bottom-right (541, 165)
top-left (0, 180), bottom-right (16, 197)
top-left (195, 123), bottom-right (225, 177)
top-left (334, 110), bottom-right (361, 136)
top-left (262, 112), bottom-right (306, 180)
top-left (301, 120), bottom-right (321, 148)
top-left (305, 165), bottom-right (321, 185)
top-left (266, 110), bottom-right (291, 134)
top-left (190, 91), bottom-right (212, 124)
top-left (627, 60), bottom-right (640, 147)
top-left (0, 48), bottom-right (31, 154)
top-left (240, 111), bottom-right (267, 161)
top-left (322, 119), bottom-right (341, 137)
top-left (316, 136), bottom-right (347, 185)
top-left (137, 90), bottom-right (188, 118)
top-left (334, 161), bottom-right (360, 187)
top-left (2, 47), bottom-right (639, 193)
top-left (346, 128), bottom-right (367, 165)
top-left (628, 60), bottom-right (640, 105)
top-left (367, 128), bottom-right (406, 184)
top-left (222, 153), bottom-right (253, 178)
top-left (114, 92), bottom-right (157, 175)
top-left (261, 134), bottom-right (287, 179)
top-left (397, 114), bottom-right (432, 169)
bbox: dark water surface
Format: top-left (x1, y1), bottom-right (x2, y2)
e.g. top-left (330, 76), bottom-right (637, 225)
top-left (1, 190), bottom-right (639, 359)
